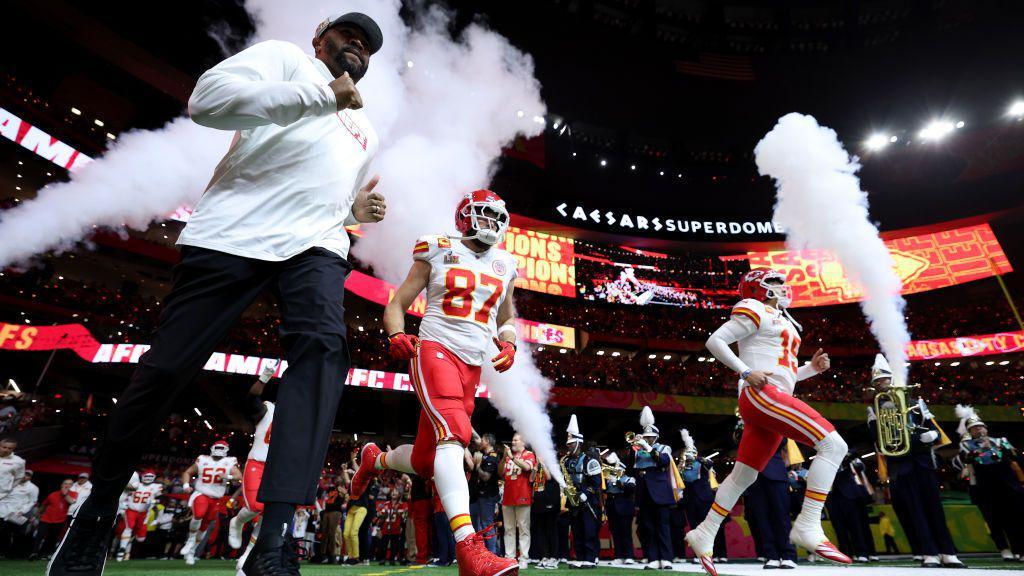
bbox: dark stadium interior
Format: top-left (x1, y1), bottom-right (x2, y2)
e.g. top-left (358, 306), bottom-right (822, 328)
top-left (1, 0), bottom-right (1024, 569)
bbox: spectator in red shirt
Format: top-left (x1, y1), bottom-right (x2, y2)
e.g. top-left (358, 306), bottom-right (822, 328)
top-left (376, 491), bottom-right (408, 565)
top-left (500, 433), bottom-right (536, 568)
top-left (32, 478), bottom-right (74, 559)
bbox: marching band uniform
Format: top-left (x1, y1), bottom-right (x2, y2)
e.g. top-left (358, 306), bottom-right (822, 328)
top-left (868, 355), bottom-right (965, 568)
top-left (603, 451), bottom-right (637, 564)
top-left (955, 405), bottom-right (1024, 561)
top-left (681, 429), bottom-right (726, 562)
top-left (826, 454), bottom-right (873, 562)
top-left (628, 407), bottom-right (675, 570)
top-left (746, 446), bottom-right (797, 568)
top-left (564, 415), bottom-right (601, 569)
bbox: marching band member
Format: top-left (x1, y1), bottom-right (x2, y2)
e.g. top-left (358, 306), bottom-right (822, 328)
top-left (868, 355), bottom-right (965, 568)
top-left (681, 430), bottom-right (726, 564)
top-left (628, 407), bottom-right (676, 570)
top-left (563, 415), bottom-right (601, 569)
top-left (955, 405), bottom-right (1024, 562)
top-left (602, 450), bottom-right (637, 565)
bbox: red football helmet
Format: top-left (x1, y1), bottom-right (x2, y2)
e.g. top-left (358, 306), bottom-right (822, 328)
top-left (738, 268), bottom-right (792, 308)
top-left (455, 190), bottom-right (509, 246)
top-left (210, 440), bottom-right (230, 458)
top-left (140, 469), bottom-right (157, 484)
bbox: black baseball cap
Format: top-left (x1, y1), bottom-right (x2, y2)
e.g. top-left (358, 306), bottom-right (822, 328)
top-left (315, 12), bottom-right (383, 55)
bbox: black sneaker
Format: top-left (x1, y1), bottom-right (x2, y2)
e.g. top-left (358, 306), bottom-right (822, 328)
top-left (241, 546), bottom-right (292, 576)
top-left (46, 514), bottom-right (116, 576)
top-left (280, 536), bottom-right (306, 576)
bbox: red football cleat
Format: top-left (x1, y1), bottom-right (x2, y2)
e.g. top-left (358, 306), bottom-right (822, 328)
top-left (456, 530), bottom-right (519, 576)
top-left (790, 525), bottom-right (852, 565)
top-left (349, 443), bottom-right (382, 500)
top-left (808, 540), bottom-right (852, 565)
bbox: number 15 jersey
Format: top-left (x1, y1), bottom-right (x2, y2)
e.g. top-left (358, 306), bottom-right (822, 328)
top-left (731, 298), bottom-right (802, 395)
top-left (414, 234), bottom-right (518, 366)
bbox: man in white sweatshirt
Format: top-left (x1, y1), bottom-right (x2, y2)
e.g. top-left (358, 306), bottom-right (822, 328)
top-left (48, 12), bottom-right (386, 576)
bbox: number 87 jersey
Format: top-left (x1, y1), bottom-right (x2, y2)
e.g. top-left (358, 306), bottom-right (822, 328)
top-left (732, 298), bottom-right (802, 395)
top-left (414, 234), bottom-right (518, 366)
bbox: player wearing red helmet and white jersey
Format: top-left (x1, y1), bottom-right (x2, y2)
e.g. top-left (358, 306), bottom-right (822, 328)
top-left (180, 440), bottom-right (241, 565)
top-left (350, 190), bottom-right (520, 576)
top-left (115, 470), bottom-right (162, 561)
top-left (685, 269), bottom-right (851, 576)
top-left (230, 364), bottom-right (279, 571)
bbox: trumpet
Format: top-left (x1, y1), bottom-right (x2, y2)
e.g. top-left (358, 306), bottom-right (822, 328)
top-left (625, 431), bottom-right (645, 446)
top-left (871, 379), bottom-right (920, 457)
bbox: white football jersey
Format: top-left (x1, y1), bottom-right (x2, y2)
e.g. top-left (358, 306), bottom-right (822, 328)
top-left (731, 298), bottom-right (802, 395)
top-left (414, 235), bottom-right (518, 366)
top-left (193, 455), bottom-right (237, 498)
top-left (126, 482), bottom-right (162, 513)
top-left (247, 402), bottom-right (275, 462)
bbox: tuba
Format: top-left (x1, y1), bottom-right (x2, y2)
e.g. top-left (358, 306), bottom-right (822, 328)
top-left (872, 378), bottom-right (920, 457)
top-left (559, 456), bottom-right (580, 507)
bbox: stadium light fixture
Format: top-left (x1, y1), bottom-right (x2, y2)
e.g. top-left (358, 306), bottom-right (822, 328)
top-left (559, 348), bottom-right (568, 354)
top-left (696, 356), bottom-right (705, 362)
top-left (611, 351), bottom-right (621, 357)
top-left (194, 407), bottom-right (202, 417)
top-left (70, 107), bottom-right (82, 115)
top-left (918, 120), bottom-right (956, 141)
top-left (599, 159), bottom-right (607, 166)
top-left (985, 361), bottom-right (994, 366)
top-left (596, 350), bottom-right (605, 355)
top-left (571, 152), bottom-right (577, 157)
top-left (537, 346), bottom-right (545, 352)
top-left (950, 361), bottom-right (960, 366)
top-left (630, 164), bottom-right (636, 170)
top-left (864, 133), bottom-right (890, 151)
top-left (998, 360), bottom-right (1009, 365)
top-left (662, 355), bottom-right (671, 360)
top-left (658, 171), bottom-right (665, 176)
top-left (94, 119), bottom-right (105, 127)
top-left (7, 379), bottom-right (19, 393)
top-left (648, 354), bottom-right (656, 359)
top-left (1008, 100), bottom-right (1024, 118)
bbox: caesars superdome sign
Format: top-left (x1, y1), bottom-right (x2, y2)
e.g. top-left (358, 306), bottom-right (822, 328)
top-left (554, 202), bottom-right (785, 240)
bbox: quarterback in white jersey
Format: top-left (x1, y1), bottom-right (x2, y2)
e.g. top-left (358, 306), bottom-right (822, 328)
top-left (179, 440), bottom-right (241, 565)
top-left (351, 190), bottom-right (521, 576)
top-left (116, 470), bottom-right (161, 560)
top-left (686, 269), bottom-right (850, 575)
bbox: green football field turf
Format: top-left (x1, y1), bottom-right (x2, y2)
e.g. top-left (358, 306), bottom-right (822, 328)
top-left (2, 558), bottom-right (1022, 576)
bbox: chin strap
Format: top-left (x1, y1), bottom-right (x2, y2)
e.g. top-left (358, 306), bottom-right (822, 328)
top-left (782, 308), bottom-right (803, 333)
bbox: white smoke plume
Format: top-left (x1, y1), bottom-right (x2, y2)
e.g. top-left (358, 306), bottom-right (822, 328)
top-left (754, 113), bottom-right (910, 384)
top-left (483, 342), bottom-right (565, 486)
top-left (0, 0), bottom-right (558, 480)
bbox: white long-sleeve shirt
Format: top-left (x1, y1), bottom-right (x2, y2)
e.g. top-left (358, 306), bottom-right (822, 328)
top-left (179, 39), bottom-right (379, 261)
top-left (0, 479), bottom-right (39, 520)
top-left (0, 453), bottom-right (25, 499)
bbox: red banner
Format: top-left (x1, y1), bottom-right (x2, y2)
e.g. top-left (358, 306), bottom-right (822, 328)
top-left (500, 227), bottom-right (576, 297)
top-left (905, 330), bottom-right (1024, 360)
top-left (743, 223), bottom-right (1012, 307)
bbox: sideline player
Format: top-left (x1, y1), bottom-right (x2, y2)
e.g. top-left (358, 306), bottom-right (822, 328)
top-left (351, 190), bottom-right (520, 576)
top-left (180, 440), bottom-right (241, 565)
top-left (115, 470), bottom-right (161, 561)
top-left (231, 364), bottom-right (279, 570)
top-left (685, 269), bottom-right (851, 576)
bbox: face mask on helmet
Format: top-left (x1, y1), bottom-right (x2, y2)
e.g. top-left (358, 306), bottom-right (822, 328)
top-left (763, 278), bottom-right (793, 308)
top-left (141, 472), bottom-right (156, 484)
top-left (465, 203), bottom-right (508, 245)
top-left (210, 443), bottom-right (229, 458)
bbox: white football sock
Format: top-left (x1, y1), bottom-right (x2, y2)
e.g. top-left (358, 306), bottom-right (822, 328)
top-left (235, 506), bottom-right (259, 525)
top-left (797, 431), bottom-right (847, 528)
top-left (433, 443), bottom-right (475, 542)
top-left (700, 461), bottom-right (757, 531)
top-left (378, 444), bottom-right (416, 474)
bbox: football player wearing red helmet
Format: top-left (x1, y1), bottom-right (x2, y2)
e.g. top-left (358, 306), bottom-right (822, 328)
top-left (686, 268), bottom-right (850, 575)
top-left (350, 191), bottom-right (520, 576)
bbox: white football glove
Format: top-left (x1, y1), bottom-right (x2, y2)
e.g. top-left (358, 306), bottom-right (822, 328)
top-left (182, 483), bottom-right (192, 493)
top-left (637, 439), bottom-right (652, 452)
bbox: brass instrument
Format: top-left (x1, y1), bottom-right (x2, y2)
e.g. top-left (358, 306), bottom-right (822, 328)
top-left (602, 464), bottom-right (624, 482)
top-left (625, 431), bottom-right (645, 446)
top-left (559, 456), bottom-right (580, 507)
top-left (872, 379), bottom-right (921, 457)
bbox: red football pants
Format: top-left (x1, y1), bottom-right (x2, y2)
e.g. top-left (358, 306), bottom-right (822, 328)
top-left (736, 384), bottom-right (835, 471)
